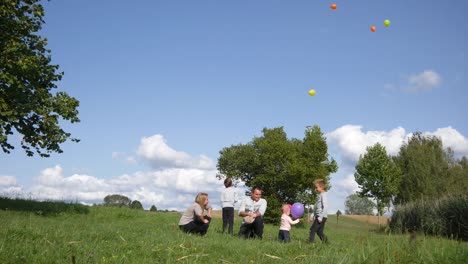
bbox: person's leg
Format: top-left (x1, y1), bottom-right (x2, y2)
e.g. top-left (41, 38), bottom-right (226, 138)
top-left (199, 216), bottom-right (211, 236)
top-left (181, 221), bottom-right (199, 234)
top-left (238, 223), bottom-right (252, 239)
top-left (222, 207), bottom-right (228, 233)
top-left (227, 207), bottom-right (234, 235)
top-left (278, 230), bottom-right (284, 242)
top-left (317, 217), bottom-right (328, 243)
top-left (284, 230), bottom-right (291, 243)
top-left (251, 216), bottom-right (264, 239)
top-left (309, 218), bottom-right (320, 242)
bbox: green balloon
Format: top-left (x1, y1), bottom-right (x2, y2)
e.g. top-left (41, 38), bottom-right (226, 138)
top-left (384, 19), bottom-right (390, 27)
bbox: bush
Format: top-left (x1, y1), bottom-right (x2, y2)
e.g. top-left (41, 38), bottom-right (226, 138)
top-left (389, 192), bottom-right (468, 241)
top-left (0, 196), bottom-right (89, 216)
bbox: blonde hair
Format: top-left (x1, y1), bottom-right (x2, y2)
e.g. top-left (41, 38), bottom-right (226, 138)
top-left (195, 192), bottom-right (209, 208)
top-left (313, 179), bottom-right (326, 188)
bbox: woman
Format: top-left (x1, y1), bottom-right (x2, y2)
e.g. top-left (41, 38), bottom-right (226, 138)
top-left (178, 192), bottom-right (212, 235)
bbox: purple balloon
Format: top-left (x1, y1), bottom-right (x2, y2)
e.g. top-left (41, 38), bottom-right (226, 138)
top-left (291, 202), bottom-right (304, 218)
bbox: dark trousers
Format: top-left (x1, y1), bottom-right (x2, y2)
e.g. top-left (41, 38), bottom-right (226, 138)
top-left (309, 217), bottom-right (327, 243)
top-left (278, 230), bottom-right (291, 243)
top-left (179, 216), bottom-right (211, 236)
top-left (238, 216), bottom-right (264, 239)
top-left (222, 207), bottom-right (234, 234)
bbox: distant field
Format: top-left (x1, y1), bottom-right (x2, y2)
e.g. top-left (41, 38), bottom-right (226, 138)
top-left (341, 214), bottom-right (390, 226)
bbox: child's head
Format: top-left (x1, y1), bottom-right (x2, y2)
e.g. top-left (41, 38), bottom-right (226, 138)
top-left (313, 179), bottom-right (326, 193)
top-left (224, 178), bottom-right (233, 188)
top-left (282, 204), bottom-right (291, 215)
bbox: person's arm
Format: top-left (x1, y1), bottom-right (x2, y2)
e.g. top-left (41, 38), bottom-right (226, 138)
top-left (238, 197), bottom-right (246, 216)
top-left (318, 193), bottom-right (328, 222)
top-left (194, 204), bottom-right (207, 223)
top-left (206, 204), bottom-right (212, 218)
top-left (289, 218), bottom-right (301, 225)
top-left (255, 199), bottom-right (267, 217)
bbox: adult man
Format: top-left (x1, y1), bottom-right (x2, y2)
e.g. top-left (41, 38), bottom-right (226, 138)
top-left (238, 186), bottom-right (267, 239)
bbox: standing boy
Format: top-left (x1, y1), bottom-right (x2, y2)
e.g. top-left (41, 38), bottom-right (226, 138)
top-left (309, 179), bottom-right (328, 243)
top-left (221, 178), bottom-right (238, 235)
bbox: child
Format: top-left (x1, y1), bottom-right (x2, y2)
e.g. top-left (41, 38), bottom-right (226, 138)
top-left (309, 179), bottom-right (328, 243)
top-left (221, 178), bottom-right (238, 234)
top-left (279, 204), bottom-right (300, 242)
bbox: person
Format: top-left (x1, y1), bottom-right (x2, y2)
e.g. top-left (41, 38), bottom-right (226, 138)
top-left (221, 178), bottom-right (238, 235)
top-left (309, 179), bottom-right (329, 243)
top-left (178, 192), bottom-right (212, 236)
top-left (279, 204), bottom-right (300, 243)
top-left (238, 186), bottom-right (267, 239)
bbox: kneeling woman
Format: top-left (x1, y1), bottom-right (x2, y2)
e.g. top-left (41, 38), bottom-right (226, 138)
top-left (178, 192), bottom-right (212, 235)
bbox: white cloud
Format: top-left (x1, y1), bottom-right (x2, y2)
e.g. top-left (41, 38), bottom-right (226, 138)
top-left (137, 135), bottom-right (214, 170)
top-left (0, 175), bottom-right (23, 195)
top-left (385, 70), bottom-right (442, 93)
top-left (0, 175), bottom-right (17, 186)
top-left (407, 70), bottom-right (441, 92)
top-left (327, 125), bottom-right (409, 162)
top-left (428, 127), bottom-right (468, 156)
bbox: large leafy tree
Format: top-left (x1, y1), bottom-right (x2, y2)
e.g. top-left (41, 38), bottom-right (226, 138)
top-left (1, 0), bottom-right (80, 157)
top-left (217, 125), bottom-right (338, 224)
top-left (344, 193), bottom-right (374, 215)
top-left (354, 143), bottom-right (401, 216)
top-left (394, 133), bottom-right (468, 204)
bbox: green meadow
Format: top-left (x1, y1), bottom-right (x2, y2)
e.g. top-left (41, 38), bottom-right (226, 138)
top-left (0, 204), bottom-right (466, 263)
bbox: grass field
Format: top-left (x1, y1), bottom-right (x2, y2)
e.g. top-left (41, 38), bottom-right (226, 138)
top-left (0, 206), bottom-right (466, 263)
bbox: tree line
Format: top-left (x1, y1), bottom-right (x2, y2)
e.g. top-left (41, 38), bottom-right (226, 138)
top-left (102, 194), bottom-right (157, 212)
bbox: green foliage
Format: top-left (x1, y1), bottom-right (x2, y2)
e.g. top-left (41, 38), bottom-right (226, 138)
top-left (217, 126), bottom-right (337, 224)
top-left (0, 207), bottom-right (466, 263)
top-left (103, 194), bottom-right (131, 208)
top-left (355, 143), bottom-right (401, 216)
top-left (0, 196), bottom-right (89, 216)
top-left (0, 0), bottom-right (80, 157)
top-left (345, 193), bottom-right (375, 215)
top-left (389, 192), bottom-right (468, 241)
top-left (130, 200), bottom-right (143, 210)
top-left (149, 205), bottom-right (157, 212)
top-left (394, 132), bottom-right (468, 204)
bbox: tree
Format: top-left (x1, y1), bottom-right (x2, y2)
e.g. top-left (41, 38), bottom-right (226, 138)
top-left (1, 0), bottom-right (80, 157)
top-left (149, 205), bottom-right (157, 212)
top-left (130, 200), bottom-right (143, 210)
top-left (103, 194), bottom-right (131, 207)
top-left (344, 193), bottom-right (374, 215)
top-left (217, 125), bottom-right (338, 224)
top-left (394, 133), bottom-right (454, 204)
top-left (354, 143), bottom-right (401, 217)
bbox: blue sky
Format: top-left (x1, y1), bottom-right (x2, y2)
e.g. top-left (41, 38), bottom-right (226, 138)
top-left (1, 0), bottom-right (467, 213)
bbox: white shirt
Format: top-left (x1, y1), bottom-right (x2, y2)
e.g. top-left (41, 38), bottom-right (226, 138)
top-left (314, 192), bottom-right (329, 221)
top-left (238, 196), bottom-right (267, 223)
top-left (280, 214), bottom-right (300, 231)
top-left (221, 186), bottom-right (238, 208)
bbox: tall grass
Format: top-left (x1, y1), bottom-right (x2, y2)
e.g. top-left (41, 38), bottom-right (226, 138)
top-left (389, 192), bottom-right (468, 241)
top-left (1, 202), bottom-right (467, 263)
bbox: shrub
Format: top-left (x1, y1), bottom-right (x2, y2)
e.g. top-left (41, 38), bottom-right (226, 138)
top-left (389, 192), bottom-right (468, 241)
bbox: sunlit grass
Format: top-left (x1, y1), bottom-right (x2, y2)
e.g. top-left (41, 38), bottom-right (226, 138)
top-left (0, 204), bottom-right (467, 263)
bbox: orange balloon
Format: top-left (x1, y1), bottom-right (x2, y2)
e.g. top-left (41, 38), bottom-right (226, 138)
top-left (370, 26), bottom-right (376, 32)
top-left (330, 4), bottom-right (337, 10)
